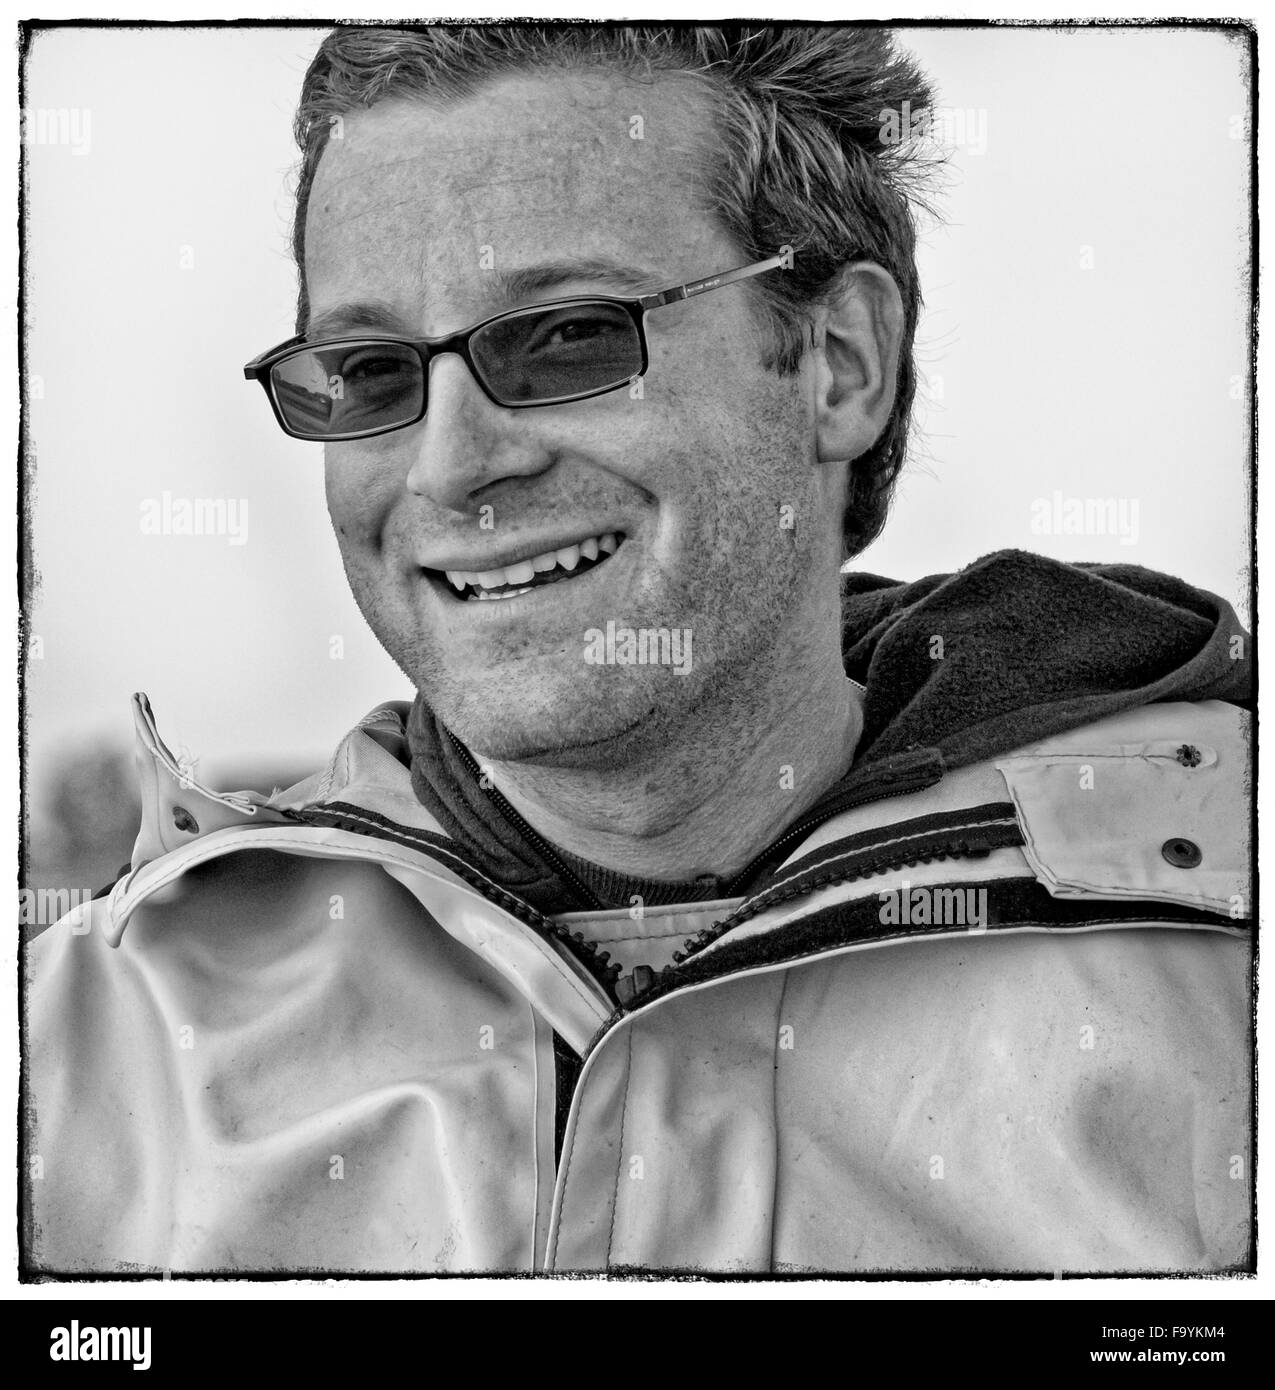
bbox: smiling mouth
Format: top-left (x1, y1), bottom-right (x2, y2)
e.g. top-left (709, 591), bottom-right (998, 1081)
top-left (428, 531), bottom-right (626, 603)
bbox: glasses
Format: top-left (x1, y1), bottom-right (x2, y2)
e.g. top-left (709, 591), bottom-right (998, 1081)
top-left (244, 247), bottom-right (793, 442)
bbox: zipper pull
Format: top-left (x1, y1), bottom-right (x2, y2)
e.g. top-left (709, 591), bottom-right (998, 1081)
top-left (615, 965), bottom-right (658, 1007)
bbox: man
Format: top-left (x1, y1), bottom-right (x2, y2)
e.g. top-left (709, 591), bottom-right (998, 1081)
top-left (26, 24), bottom-right (1251, 1275)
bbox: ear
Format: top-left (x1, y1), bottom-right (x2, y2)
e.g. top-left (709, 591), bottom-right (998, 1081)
top-left (812, 262), bottom-right (905, 465)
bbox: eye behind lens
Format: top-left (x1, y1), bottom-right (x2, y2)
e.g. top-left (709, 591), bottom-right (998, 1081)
top-left (274, 342), bottom-right (424, 436)
top-left (473, 303), bottom-right (642, 403)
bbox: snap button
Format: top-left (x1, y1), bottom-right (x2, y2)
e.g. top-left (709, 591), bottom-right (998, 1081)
top-left (1175, 744), bottom-right (1203, 768)
top-left (1161, 837), bottom-right (1202, 868)
top-left (172, 805), bottom-right (199, 834)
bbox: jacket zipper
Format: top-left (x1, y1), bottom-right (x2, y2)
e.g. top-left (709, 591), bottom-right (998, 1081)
top-left (289, 799), bottom-right (622, 995)
top-left (671, 826), bottom-right (1005, 971)
top-left (298, 745), bottom-right (947, 1008)
top-left (446, 730), bottom-right (608, 913)
top-left (625, 748), bottom-right (951, 984)
top-left (721, 749), bottom-right (945, 896)
top-left (607, 821), bottom-right (1012, 1007)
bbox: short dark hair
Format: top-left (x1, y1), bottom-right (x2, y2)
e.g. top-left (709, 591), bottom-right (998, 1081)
top-left (292, 24), bottom-right (937, 557)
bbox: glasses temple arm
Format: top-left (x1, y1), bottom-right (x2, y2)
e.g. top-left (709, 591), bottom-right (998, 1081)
top-left (638, 246), bottom-right (794, 311)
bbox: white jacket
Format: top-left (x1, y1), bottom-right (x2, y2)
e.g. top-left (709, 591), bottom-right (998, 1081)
top-left (25, 693), bottom-right (1252, 1274)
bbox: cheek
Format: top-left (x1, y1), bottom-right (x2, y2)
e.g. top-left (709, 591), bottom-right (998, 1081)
top-left (323, 449), bottom-right (396, 553)
top-left (684, 384), bottom-right (818, 539)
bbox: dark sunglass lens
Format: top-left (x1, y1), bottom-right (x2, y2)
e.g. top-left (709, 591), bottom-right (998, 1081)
top-left (271, 342), bottom-right (424, 437)
top-left (472, 303), bottom-right (642, 403)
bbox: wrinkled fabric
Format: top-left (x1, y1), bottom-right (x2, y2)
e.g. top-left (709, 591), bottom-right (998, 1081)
top-left (28, 854), bottom-right (554, 1273)
top-left (553, 929), bottom-right (1250, 1273)
top-left (25, 696), bottom-right (1252, 1275)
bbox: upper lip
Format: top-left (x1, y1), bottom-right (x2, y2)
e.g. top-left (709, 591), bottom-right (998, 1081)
top-left (418, 529), bottom-right (626, 573)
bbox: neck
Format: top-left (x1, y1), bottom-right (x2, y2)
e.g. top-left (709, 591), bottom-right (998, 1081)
top-left (475, 649), bottom-right (862, 885)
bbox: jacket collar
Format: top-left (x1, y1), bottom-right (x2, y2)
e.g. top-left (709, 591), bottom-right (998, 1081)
top-left (128, 691), bottom-right (442, 872)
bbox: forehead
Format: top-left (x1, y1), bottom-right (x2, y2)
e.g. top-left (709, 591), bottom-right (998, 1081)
top-left (303, 69), bottom-right (732, 322)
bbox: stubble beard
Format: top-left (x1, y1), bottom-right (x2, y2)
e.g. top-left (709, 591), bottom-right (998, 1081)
top-left (347, 523), bottom-right (817, 775)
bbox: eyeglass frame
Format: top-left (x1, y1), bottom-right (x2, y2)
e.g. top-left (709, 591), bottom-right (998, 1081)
top-left (243, 245), bottom-right (794, 442)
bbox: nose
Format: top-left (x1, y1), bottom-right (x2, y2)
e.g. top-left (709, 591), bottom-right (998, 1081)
top-left (403, 350), bottom-right (555, 514)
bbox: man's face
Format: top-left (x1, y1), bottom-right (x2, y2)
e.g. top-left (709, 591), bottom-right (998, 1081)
top-left (306, 70), bottom-right (846, 765)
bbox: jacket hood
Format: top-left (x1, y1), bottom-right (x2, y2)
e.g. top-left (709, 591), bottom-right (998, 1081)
top-left (840, 549), bottom-right (1250, 771)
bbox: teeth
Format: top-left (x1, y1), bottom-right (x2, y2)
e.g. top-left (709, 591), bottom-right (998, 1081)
top-left (441, 531), bottom-right (621, 596)
top-left (473, 586), bottom-right (533, 601)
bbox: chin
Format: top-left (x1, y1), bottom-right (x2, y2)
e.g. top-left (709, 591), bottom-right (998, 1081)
top-left (432, 664), bottom-right (680, 768)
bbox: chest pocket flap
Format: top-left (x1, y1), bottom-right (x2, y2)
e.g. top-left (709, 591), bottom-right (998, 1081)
top-left (995, 701), bottom-right (1249, 916)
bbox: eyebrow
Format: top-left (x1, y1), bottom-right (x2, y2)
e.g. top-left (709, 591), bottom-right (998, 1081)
top-left (492, 258), bottom-right (665, 302)
top-left (305, 300), bottom-right (409, 340)
top-left (305, 258), bottom-right (668, 340)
